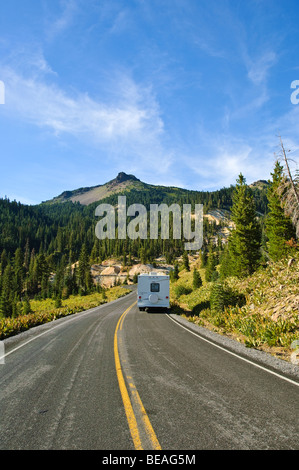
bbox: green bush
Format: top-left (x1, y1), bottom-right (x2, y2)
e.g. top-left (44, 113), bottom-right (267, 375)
top-left (174, 284), bottom-right (193, 298)
top-left (210, 282), bottom-right (246, 313)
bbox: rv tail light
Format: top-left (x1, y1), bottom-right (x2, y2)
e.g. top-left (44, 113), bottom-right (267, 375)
top-left (139, 296), bottom-right (142, 299)
top-left (166, 296), bottom-right (169, 299)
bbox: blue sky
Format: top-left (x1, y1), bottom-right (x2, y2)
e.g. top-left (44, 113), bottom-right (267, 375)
top-left (0, 0), bottom-right (299, 205)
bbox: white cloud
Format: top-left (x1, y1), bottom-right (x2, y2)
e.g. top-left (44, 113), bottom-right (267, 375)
top-left (246, 51), bottom-right (277, 86)
top-left (0, 60), bottom-right (173, 180)
top-left (46, 0), bottom-right (79, 41)
top-left (2, 65), bottom-right (161, 138)
top-left (182, 131), bottom-right (276, 190)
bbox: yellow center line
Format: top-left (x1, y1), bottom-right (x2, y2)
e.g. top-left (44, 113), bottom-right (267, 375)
top-left (114, 302), bottom-right (142, 450)
top-left (130, 386), bottom-right (162, 450)
top-left (114, 301), bottom-right (162, 451)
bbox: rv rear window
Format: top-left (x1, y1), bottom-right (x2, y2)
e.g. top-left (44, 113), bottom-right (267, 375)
top-left (150, 282), bottom-right (160, 293)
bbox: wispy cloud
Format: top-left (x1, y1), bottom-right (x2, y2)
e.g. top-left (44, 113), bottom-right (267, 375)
top-left (2, 66), bottom-right (161, 138)
top-left (1, 58), bottom-right (173, 177)
top-left (46, 0), bottom-right (79, 41)
top-left (246, 50), bottom-right (277, 86)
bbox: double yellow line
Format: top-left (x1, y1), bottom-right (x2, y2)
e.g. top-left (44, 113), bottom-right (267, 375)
top-left (114, 301), bottom-right (161, 450)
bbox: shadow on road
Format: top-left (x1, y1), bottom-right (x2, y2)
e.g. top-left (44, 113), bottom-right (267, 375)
top-left (143, 307), bottom-right (170, 314)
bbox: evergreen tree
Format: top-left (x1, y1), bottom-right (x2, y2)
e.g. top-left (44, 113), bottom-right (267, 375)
top-left (78, 244), bottom-right (92, 294)
top-left (205, 249), bottom-right (217, 282)
top-left (200, 246), bottom-right (208, 268)
top-left (226, 174), bottom-right (261, 278)
top-left (55, 293), bottom-right (62, 309)
top-left (182, 251), bottom-right (190, 271)
top-left (139, 246), bottom-right (146, 264)
top-left (64, 263), bottom-right (77, 297)
top-left (0, 249), bottom-right (8, 275)
top-left (193, 268), bottom-right (202, 289)
top-left (219, 244), bottom-right (231, 279)
top-left (265, 161), bottom-right (296, 261)
top-left (13, 247), bottom-right (25, 298)
top-left (22, 294), bottom-right (32, 315)
top-left (0, 264), bottom-right (13, 317)
top-left (171, 262), bottom-right (179, 282)
top-left (24, 239), bottom-right (30, 271)
top-left (12, 293), bottom-right (21, 318)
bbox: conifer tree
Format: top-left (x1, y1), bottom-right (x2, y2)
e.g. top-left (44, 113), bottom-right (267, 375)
top-left (205, 249), bottom-right (217, 282)
top-left (265, 161), bottom-right (296, 261)
top-left (226, 174), bottom-right (261, 278)
top-left (172, 262), bottom-right (179, 281)
top-left (0, 249), bottom-right (8, 276)
top-left (200, 246), bottom-right (208, 268)
top-left (13, 247), bottom-right (25, 298)
top-left (182, 251), bottom-right (190, 271)
top-left (0, 264), bottom-right (13, 317)
top-left (78, 244), bottom-right (92, 294)
top-left (22, 294), bottom-right (32, 315)
top-left (24, 239), bottom-right (30, 271)
top-left (193, 268), bottom-right (202, 289)
top-left (219, 244), bottom-right (231, 279)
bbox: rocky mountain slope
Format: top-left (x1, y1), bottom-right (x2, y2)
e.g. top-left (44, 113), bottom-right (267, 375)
top-left (45, 172), bottom-right (144, 205)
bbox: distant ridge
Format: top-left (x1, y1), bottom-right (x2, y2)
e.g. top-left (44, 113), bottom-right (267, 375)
top-left (43, 172), bottom-right (269, 213)
top-left (45, 172), bottom-right (144, 206)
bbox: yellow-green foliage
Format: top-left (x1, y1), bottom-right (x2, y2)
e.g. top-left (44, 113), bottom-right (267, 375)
top-left (0, 287), bottom-right (129, 340)
top-left (170, 254), bottom-right (299, 358)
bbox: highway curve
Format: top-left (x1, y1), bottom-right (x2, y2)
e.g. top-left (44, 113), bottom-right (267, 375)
top-left (0, 288), bottom-right (298, 450)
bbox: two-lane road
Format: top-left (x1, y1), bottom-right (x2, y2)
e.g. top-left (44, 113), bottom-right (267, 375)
top-left (1, 290), bottom-right (298, 450)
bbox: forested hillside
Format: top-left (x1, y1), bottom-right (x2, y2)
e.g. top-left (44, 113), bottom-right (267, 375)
top-left (0, 164), bottom-right (297, 325)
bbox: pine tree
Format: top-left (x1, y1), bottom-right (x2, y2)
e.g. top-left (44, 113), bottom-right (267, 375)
top-left (193, 268), bottom-right (202, 289)
top-left (226, 174), bottom-right (261, 278)
top-left (205, 249), bottom-right (217, 282)
top-left (0, 264), bottom-right (13, 317)
top-left (182, 251), bottom-right (190, 271)
top-left (171, 262), bottom-right (179, 281)
top-left (265, 161), bottom-right (296, 261)
top-left (24, 239), bottom-right (30, 271)
top-left (219, 244), bottom-right (231, 279)
top-left (0, 249), bottom-right (8, 275)
top-left (78, 244), bottom-right (92, 294)
top-left (22, 294), bottom-right (32, 315)
top-left (200, 247), bottom-right (208, 268)
top-left (13, 247), bottom-right (25, 299)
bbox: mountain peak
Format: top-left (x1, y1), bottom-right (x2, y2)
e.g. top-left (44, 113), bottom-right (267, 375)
top-left (111, 172), bottom-right (140, 185)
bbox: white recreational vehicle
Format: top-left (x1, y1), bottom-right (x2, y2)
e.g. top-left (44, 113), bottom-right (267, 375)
top-left (137, 273), bottom-right (170, 311)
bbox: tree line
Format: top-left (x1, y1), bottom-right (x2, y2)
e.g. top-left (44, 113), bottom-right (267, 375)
top-left (0, 154), bottom-right (296, 318)
top-left (202, 159), bottom-right (297, 284)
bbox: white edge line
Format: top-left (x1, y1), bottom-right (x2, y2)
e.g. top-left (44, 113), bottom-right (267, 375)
top-left (0, 291), bottom-right (134, 361)
top-left (166, 314), bottom-right (299, 388)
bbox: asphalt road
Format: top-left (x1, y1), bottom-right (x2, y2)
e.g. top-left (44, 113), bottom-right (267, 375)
top-left (0, 288), bottom-right (298, 450)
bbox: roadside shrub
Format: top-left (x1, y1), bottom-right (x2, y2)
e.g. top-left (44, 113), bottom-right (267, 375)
top-left (174, 284), bottom-right (192, 299)
top-left (210, 282), bottom-right (246, 313)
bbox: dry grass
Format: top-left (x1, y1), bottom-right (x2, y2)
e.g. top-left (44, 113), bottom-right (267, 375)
top-left (0, 286), bottom-right (129, 340)
top-left (170, 253), bottom-right (299, 363)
